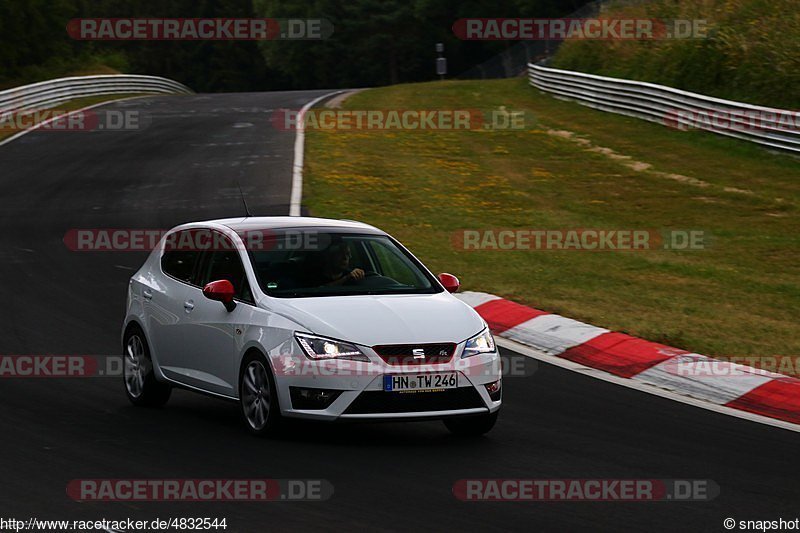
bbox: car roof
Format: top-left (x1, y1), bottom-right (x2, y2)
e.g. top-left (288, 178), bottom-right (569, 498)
top-left (204, 216), bottom-right (384, 234)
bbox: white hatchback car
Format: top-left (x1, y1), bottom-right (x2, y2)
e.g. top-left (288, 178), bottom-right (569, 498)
top-left (122, 217), bottom-right (501, 436)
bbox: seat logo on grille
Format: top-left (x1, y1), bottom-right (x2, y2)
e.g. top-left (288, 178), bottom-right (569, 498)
top-left (412, 348), bottom-right (425, 359)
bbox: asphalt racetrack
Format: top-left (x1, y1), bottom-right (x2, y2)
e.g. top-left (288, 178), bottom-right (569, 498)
top-left (0, 92), bottom-right (797, 532)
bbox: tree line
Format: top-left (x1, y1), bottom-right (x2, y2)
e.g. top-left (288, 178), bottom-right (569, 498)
top-left (1, 0), bottom-right (591, 91)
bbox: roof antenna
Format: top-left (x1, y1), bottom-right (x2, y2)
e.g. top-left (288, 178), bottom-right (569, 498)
top-left (237, 183), bottom-right (253, 218)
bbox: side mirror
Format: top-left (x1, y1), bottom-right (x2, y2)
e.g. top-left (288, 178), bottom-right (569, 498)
top-left (438, 273), bottom-right (460, 293)
top-left (203, 280), bottom-right (237, 312)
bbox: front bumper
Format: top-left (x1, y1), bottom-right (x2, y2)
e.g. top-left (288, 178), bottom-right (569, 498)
top-left (268, 341), bottom-right (502, 421)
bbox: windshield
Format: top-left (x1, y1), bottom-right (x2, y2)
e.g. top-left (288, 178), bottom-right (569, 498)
top-left (246, 230), bottom-right (441, 298)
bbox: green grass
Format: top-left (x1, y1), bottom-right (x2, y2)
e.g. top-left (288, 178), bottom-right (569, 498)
top-left (304, 77), bottom-right (800, 359)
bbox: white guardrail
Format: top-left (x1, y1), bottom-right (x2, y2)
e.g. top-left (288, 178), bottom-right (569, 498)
top-left (0, 74), bottom-right (193, 115)
top-left (528, 63), bottom-right (800, 153)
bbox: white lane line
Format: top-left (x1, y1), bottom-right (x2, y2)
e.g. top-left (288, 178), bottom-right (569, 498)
top-left (289, 91), bottom-right (345, 216)
top-left (497, 336), bottom-right (800, 434)
top-left (0, 95), bottom-right (151, 149)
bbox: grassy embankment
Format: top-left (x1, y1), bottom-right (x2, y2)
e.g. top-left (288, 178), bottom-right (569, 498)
top-left (304, 78), bottom-right (800, 359)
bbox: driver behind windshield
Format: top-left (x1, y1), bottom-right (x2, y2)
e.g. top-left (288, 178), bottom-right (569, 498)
top-left (308, 240), bottom-right (365, 287)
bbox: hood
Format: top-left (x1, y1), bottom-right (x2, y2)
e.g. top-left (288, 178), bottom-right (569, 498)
top-left (267, 292), bottom-right (485, 347)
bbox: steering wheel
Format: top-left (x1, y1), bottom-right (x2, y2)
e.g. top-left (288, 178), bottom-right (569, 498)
top-left (343, 270), bottom-right (379, 285)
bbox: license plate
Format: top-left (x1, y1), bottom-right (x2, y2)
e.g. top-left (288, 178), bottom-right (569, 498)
top-left (383, 372), bottom-right (458, 392)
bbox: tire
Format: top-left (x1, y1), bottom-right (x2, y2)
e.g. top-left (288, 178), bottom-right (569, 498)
top-left (239, 351), bottom-right (282, 436)
top-left (444, 410), bottom-right (499, 436)
top-left (123, 325), bottom-right (171, 407)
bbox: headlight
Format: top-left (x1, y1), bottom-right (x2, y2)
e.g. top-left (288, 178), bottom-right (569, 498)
top-left (295, 333), bottom-right (369, 362)
top-left (462, 328), bottom-right (496, 358)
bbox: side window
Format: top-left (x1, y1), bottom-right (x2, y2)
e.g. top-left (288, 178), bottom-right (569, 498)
top-left (197, 233), bottom-right (254, 304)
top-left (161, 231), bottom-right (201, 284)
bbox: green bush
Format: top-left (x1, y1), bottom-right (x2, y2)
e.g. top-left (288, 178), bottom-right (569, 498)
top-left (552, 0), bottom-right (800, 108)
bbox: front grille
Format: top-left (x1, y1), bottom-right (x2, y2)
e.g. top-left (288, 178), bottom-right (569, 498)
top-left (344, 387), bottom-right (484, 414)
top-left (373, 343), bottom-right (456, 365)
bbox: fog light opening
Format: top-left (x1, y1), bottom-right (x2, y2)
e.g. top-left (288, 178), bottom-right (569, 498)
top-left (485, 380), bottom-right (502, 401)
top-left (290, 387), bottom-right (343, 410)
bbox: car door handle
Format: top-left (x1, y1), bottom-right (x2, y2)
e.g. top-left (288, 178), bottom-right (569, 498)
top-left (183, 300), bottom-right (195, 311)
top-left (142, 290), bottom-right (153, 300)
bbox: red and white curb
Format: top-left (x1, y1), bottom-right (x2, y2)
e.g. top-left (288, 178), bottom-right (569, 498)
top-left (457, 291), bottom-right (800, 431)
